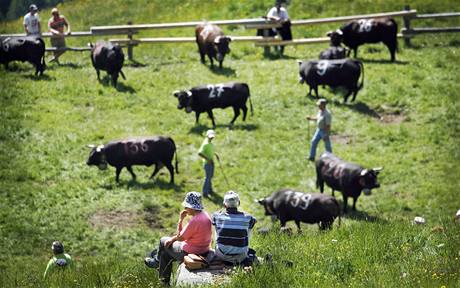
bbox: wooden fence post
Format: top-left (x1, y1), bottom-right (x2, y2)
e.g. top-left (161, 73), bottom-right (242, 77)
top-left (127, 21), bottom-right (134, 61)
top-left (263, 28), bottom-right (270, 55)
top-left (403, 5), bottom-right (412, 46)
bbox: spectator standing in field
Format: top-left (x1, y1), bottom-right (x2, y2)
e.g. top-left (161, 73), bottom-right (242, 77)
top-left (48, 7), bottom-right (71, 63)
top-left (212, 191), bottom-right (257, 265)
top-left (23, 4), bottom-right (41, 36)
top-left (307, 99), bottom-right (332, 161)
top-left (198, 130), bottom-right (220, 197)
top-left (43, 241), bottom-right (74, 279)
top-left (144, 192), bottom-right (212, 285)
top-left (266, 0), bottom-right (292, 55)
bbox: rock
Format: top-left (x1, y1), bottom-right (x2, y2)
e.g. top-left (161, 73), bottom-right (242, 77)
top-left (175, 263), bottom-right (230, 286)
top-left (413, 216), bottom-right (426, 225)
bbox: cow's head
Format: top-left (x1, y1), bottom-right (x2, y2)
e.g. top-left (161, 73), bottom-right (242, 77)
top-left (213, 36), bottom-right (231, 62)
top-left (257, 198), bottom-right (276, 216)
top-left (359, 167), bottom-right (382, 195)
top-left (107, 45), bottom-right (125, 87)
top-left (326, 29), bottom-right (343, 47)
top-left (86, 144), bottom-right (108, 170)
top-left (297, 60), bottom-right (305, 83)
top-left (173, 90), bottom-right (193, 113)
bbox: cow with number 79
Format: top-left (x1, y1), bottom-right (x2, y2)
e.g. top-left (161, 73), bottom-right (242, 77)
top-left (257, 189), bottom-right (341, 231)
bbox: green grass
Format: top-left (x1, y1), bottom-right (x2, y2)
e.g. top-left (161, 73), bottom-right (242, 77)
top-left (1, 0), bottom-right (459, 287)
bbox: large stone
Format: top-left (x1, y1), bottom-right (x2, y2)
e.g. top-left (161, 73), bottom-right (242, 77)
top-left (175, 263), bottom-right (231, 286)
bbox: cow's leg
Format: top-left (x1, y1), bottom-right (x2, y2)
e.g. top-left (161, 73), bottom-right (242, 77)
top-left (219, 60), bottom-right (223, 69)
top-left (230, 106), bottom-right (240, 125)
top-left (111, 74), bottom-right (118, 87)
top-left (207, 110), bottom-right (216, 128)
top-left (199, 50), bottom-right (206, 64)
top-left (126, 166), bottom-right (136, 180)
top-left (149, 163), bottom-right (162, 180)
top-left (352, 197), bottom-right (358, 211)
top-left (351, 87), bottom-right (359, 102)
top-left (96, 69), bottom-right (101, 81)
top-left (343, 196), bottom-right (348, 213)
top-left (115, 167), bottom-right (123, 183)
top-left (164, 162), bottom-right (175, 184)
top-left (208, 55), bottom-right (214, 67)
top-left (295, 220), bottom-right (302, 233)
top-left (241, 105), bottom-right (248, 121)
top-left (314, 86), bottom-right (319, 98)
top-left (331, 189), bottom-right (335, 196)
top-left (195, 112), bottom-right (201, 124)
top-left (343, 89), bottom-right (352, 103)
top-left (385, 41), bottom-right (397, 62)
top-left (308, 86), bottom-right (312, 97)
top-left (353, 47), bottom-right (358, 58)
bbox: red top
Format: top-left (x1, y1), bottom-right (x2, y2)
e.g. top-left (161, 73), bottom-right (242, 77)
top-left (179, 211), bottom-right (212, 254)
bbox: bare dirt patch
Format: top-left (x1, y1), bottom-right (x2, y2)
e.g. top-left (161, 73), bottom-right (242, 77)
top-left (331, 134), bottom-right (354, 145)
top-left (143, 205), bottom-right (164, 229)
top-left (89, 210), bottom-right (139, 229)
top-left (376, 104), bottom-right (406, 124)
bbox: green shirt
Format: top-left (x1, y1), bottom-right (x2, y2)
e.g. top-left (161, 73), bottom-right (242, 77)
top-left (198, 138), bottom-right (214, 164)
top-left (43, 253), bottom-right (74, 279)
top-left (317, 108), bottom-right (332, 130)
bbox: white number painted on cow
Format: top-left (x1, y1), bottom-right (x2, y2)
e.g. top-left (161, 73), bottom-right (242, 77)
top-left (285, 191), bottom-right (312, 210)
top-left (358, 19), bottom-right (373, 33)
top-left (200, 26), bottom-right (212, 40)
top-left (316, 60), bottom-right (329, 76)
top-left (124, 141), bottom-right (149, 155)
top-left (207, 84), bottom-right (225, 99)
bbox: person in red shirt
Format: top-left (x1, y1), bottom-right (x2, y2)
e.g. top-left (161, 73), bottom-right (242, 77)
top-left (145, 192), bottom-right (212, 285)
top-left (48, 7), bottom-right (70, 63)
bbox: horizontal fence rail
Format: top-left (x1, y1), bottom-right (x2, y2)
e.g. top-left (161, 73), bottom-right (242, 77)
top-left (0, 31), bottom-right (92, 38)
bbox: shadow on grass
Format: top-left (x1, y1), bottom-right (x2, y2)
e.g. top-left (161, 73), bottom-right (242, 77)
top-left (188, 123), bottom-right (259, 134)
top-left (125, 59), bottom-right (147, 68)
top-left (206, 191), bottom-right (224, 205)
top-left (334, 101), bottom-right (381, 119)
top-left (98, 75), bottom-right (136, 93)
top-left (100, 177), bottom-right (183, 192)
top-left (22, 74), bottom-right (55, 81)
top-left (360, 58), bottom-right (409, 65)
top-left (344, 209), bottom-right (387, 223)
top-left (45, 62), bottom-right (83, 70)
top-left (207, 65), bottom-right (236, 77)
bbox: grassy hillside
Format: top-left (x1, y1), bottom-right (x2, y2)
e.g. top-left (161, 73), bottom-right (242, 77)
top-left (1, 0), bottom-right (459, 287)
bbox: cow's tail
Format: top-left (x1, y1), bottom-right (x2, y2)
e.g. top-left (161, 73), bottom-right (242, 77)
top-left (356, 60), bottom-right (364, 91)
top-left (169, 137), bottom-right (179, 174)
top-left (245, 83), bottom-right (254, 116)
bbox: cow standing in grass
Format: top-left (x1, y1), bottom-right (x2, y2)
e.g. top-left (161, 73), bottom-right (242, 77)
top-left (89, 41), bottom-right (126, 87)
top-left (86, 137), bottom-right (178, 184)
top-left (173, 82), bottom-right (253, 127)
top-left (329, 17), bottom-right (398, 62)
top-left (316, 152), bottom-right (382, 213)
top-left (0, 36), bottom-right (45, 75)
top-left (195, 23), bottom-right (231, 68)
top-left (319, 30), bottom-right (347, 60)
top-left (258, 189), bottom-right (341, 231)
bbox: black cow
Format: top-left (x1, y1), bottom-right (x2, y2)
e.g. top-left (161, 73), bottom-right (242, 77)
top-left (316, 152), bottom-right (382, 213)
top-left (173, 82), bottom-right (253, 127)
top-left (195, 23), bottom-right (231, 68)
top-left (89, 41), bottom-right (126, 87)
top-left (319, 30), bottom-right (347, 60)
top-left (257, 189), bottom-right (341, 231)
top-left (330, 17), bottom-right (398, 62)
top-left (0, 36), bottom-right (45, 75)
top-left (86, 136), bottom-right (178, 184)
top-left (298, 58), bottom-right (364, 103)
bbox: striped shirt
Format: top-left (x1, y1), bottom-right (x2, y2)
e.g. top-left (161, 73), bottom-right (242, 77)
top-left (212, 208), bottom-right (256, 256)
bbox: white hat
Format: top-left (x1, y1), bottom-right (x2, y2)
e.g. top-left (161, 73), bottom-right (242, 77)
top-left (317, 98), bottom-right (327, 105)
top-left (223, 191), bottom-right (240, 208)
top-left (206, 129), bottom-right (215, 138)
top-left (182, 192), bottom-right (204, 210)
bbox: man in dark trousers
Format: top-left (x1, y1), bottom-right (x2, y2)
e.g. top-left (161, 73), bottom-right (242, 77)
top-left (307, 99), bottom-right (332, 161)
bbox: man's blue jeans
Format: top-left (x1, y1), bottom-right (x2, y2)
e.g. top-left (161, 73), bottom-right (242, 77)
top-left (202, 162), bottom-right (214, 197)
top-left (309, 128), bottom-right (332, 159)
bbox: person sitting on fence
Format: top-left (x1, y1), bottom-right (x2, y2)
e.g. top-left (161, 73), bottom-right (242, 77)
top-left (23, 4), bottom-right (41, 37)
top-left (258, 0), bottom-right (292, 56)
top-left (48, 8), bottom-right (71, 64)
top-left (43, 241), bottom-right (74, 279)
top-left (145, 192), bottom-right (212, 285)
top-left (212, 191), bottom-right (257, 265)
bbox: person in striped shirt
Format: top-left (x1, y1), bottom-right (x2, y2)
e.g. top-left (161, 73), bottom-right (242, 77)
top-left (212, 191), bottom-right (256, 264)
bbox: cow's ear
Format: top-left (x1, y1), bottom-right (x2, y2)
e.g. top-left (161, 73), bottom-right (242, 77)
top-left (336, 29), bottom-right (343, 36)
top-left (227, 36), bottom-right (232, 42)
top-left (87, 42), bottom-right (93, 48)
top-left (296, 60), bottom-right (303, 66)
top-left (172, 90), bottom-right (180, 98)
top-left (214, 36), bottom-right (221, 44)
top-left (326, 30), bottom-right (333, 37)
top-left (360, 169), bottom-right (368, 177)
top-left (256, 198), bottom-right (265, 205)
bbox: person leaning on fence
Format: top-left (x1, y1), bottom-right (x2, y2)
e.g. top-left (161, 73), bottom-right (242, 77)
top-left (212, 191), bottom-right (257, 265)
top-left (144, 192), bottom-right (212, 285)
top-left (43, 241), bottom-right (74, 279)
top-left (266, 0), bottom-right (292, 55)
top-left (198, 129), bottom-right (220, 198)
top-left (307, 98), bottom-right (332, 161)
top-left (23, 4), bottom-right (41, 37)
top-left (48, 8), bottom-right (71, 64)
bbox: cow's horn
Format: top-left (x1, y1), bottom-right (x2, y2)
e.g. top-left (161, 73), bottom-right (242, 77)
top-left (296, 60), bottom-right (303, 66)
top-left (186, 90), bottom-right (192, 97)
top-left (214, 36), bottom-right (221, 44)
top-left (372, 167), bottom-right (383, 172)
top-left (87, 42), bottom-right (93, 48)
top-left (360, 169), bottom-right (368, 176)
top-left (326, 30), bottom-right (333, 37)
top-left (96, 144), bottom-right (105, 152)
top-left (172, 90), bottom-right (180, 96)
top-left (87, 144), bottom-right (96, 148)
top-left (336, 29), bottom-right (343, 35)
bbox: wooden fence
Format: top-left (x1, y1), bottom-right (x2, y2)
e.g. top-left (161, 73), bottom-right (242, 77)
top-left (1, 7), bottom-right (458, 56)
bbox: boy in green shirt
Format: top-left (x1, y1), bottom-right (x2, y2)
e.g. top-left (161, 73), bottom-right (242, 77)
top-left (198, 130), bottom-right (219, 197)
top-left (43, 241), bottom-right (74, 279)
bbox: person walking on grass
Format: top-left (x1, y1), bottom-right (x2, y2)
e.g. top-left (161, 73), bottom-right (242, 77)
top-left (198, 129), bottom-right (220, 197)
top-left (43, 241), bottom-right (74, 279)
top-left (212, 191), bottom-right (256, 265)
top-left (144, 192), bottom-right (212, 285)
top-left (48, 8), bottom-right (71, 64)
top-left (307, 98), bottom-right (332, 161)
top-left (23, 4), bottom-right (41, 37)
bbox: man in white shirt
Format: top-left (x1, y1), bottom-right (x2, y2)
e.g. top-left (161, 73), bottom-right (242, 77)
top-left (266, 1), bottom-right (292, 56)
top-left (307, 99), bottom-right (332, 161)
top-left (23, 4), bottom-right (41, 36)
